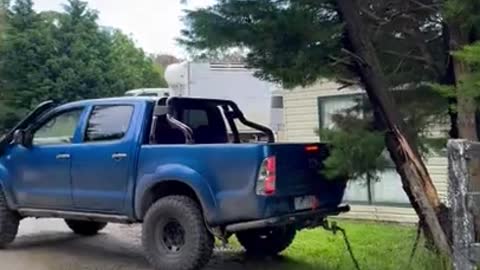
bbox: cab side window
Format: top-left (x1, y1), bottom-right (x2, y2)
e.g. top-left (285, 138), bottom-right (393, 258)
top-left (33, 109), bottom-right (83, 146)
top-left (84, 105), bottom-right (134, 142)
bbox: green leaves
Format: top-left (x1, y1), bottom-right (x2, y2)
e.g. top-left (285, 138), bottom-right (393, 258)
top-left (181, 0), bottom-right (346, 88)
top-left (182, 0), bottom-right (451, 182)
top-left (453, 42), bottom-right (480, 64)
top-left (442, 0), bottom-right (480, 31)
top-left (434, 42), bottom-right (480, 101)
top-left (0, 0), bottom-right (165, 131)
top-left (108, 31), bottom-right (167, 93)
top-left (319, 128), bottom-right (388, 180)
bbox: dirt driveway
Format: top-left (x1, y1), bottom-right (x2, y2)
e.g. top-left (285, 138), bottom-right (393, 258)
top-left (0, 218), bottom-right (310, 270)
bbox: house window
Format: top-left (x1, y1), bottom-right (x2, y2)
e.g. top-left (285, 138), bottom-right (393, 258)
top-left (317, 95), bottom-right (411, 207)
top-left (318, 95), bottom-right (360, 130)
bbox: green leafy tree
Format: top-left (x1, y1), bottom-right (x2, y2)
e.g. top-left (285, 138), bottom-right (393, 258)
top-left (181, 0), bottom-right (452, 253)
top-left (0, 0), bottom-right (166, 132)
top-left (107, 30), bottom-right (167, 93)
top-left (48, 0), bottom-right (115, 102)
top-left (0, 0), bottom-right (55, 129)
top-left (454, 42), bottom-right (480, 97)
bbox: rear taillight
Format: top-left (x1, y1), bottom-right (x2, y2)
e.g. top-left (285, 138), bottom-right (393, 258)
top-left (305, 145), bottom-right (319, 153)
top-left (256, 156), bottom-right (276, 196)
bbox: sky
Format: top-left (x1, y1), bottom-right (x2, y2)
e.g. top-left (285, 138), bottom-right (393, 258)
top-left (33, 0), bottom-right (215, 57)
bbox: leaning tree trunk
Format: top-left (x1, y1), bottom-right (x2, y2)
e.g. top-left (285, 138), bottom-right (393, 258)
top-left (336, 0), bottom-right (451, 256)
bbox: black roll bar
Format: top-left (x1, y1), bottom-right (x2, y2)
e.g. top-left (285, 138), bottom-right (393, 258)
top-left (165, 97), bottom-right (275, 144)
top-left (165, 98), bottom-right (195, 144)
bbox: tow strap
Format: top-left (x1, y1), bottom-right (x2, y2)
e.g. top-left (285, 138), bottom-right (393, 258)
top-left (323, 220), bottom-right (423, 270)
top-left (323, 220), bottom-right (362, 270)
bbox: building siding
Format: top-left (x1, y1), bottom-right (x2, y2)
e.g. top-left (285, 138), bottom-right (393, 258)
top-left (282, 82), bottom-right (449, 223)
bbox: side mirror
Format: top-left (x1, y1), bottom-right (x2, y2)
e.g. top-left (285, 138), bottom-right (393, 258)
top-left (12, 130), bottom-right (25, 145)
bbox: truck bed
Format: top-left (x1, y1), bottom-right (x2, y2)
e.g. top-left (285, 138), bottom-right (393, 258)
top-left (136, 143), bottom-right (346, 226)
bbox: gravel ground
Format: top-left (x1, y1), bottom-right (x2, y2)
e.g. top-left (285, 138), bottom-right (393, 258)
top-left (0, 218), bottom-right (291, 270)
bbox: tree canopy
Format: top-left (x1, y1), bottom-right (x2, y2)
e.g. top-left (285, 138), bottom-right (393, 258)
top-left (181, 0), bottom-right (450, 179)
top-left (0, 0), bottom-right (166, 132)
top-left (182, 0), bottom-right (480, 252)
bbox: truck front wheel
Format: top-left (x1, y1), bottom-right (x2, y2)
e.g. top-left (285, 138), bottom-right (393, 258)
top-left (236, 225), bottom-right (296, 256)
top-left (65, 220), bottom-right (107, 236)
top-left (0, 188), bottom-right (19, 249)
top-left (142, 195), bottom-right (214, 270)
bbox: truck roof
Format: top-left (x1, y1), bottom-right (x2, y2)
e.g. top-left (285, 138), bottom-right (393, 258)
top-left (59, 96), bottom-right (158, 109)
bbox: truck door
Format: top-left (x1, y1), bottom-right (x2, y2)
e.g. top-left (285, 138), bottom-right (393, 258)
top-left (70, 104), bottom-right (136, 213)
top-left (9, 108), bottom-right (84, 209)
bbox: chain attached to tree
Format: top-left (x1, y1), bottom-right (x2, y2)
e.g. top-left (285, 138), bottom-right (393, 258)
top-left (323, 220), bottom-right (362, 270)
top-left (405, 221), bottom-right (422, 269)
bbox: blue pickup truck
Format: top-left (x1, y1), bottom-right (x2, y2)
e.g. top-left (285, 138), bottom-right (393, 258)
top-left (0, 96), bottom-right (348, 270)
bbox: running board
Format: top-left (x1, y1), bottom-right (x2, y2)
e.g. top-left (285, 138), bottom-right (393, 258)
top-left (18, 208), bottom-right (134, 224)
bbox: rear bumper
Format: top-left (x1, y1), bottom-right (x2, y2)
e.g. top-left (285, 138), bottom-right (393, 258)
top-left (225, 204), bottom-right (350, 233)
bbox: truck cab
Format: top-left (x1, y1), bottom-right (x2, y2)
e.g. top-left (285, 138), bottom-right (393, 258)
top-left (0, 97), bottom-right (348, 270)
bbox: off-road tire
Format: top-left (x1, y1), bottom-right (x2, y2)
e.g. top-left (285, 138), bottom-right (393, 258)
top-left (236, 225), bottom-right (297, 256)
top-left (0, 187), bottom-right (19, 249)
top-left (65, 220), bottom-right (107, 236)
top-left (142, 195), bottom-right (214, 270)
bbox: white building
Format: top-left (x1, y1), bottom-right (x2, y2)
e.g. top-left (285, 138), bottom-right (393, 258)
top-left (165, 61), bottom-right (285, 140)
top-left (281, 81), bottom-right (449, 223)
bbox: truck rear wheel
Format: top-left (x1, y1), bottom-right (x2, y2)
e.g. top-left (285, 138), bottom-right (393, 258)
top-left (0, 187), bottom-right (19, 249)
top-left (142, 195), bottom-right (214, 270)
top-left (236, 225), bottom-right (296, 256)
top-left (64, 220), bottom-right (107, 236)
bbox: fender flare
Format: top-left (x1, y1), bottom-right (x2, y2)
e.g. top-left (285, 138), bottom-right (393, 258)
top-left (134, 163), bottom-right (218, 222)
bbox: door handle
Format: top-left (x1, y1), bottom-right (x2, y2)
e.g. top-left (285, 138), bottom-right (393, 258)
top-left (112, 153), bottom-right (127, 161)
top-left (56, 154), bottom-right (70, 160)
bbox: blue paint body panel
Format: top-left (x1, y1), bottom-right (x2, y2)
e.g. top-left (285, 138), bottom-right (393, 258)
top-left (0, 97), bottom-right (346, 226)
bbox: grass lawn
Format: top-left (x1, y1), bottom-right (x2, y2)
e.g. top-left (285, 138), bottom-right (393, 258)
top-left (223, 220), bottom-right (450, 270)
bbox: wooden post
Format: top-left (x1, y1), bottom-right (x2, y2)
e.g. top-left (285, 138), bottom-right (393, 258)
top-left (448, 139), bottom-right (476, 270)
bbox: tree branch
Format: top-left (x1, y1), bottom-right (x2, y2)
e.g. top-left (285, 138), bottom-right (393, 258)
top-left (328, 55), bottom-right (355, 67)
top-left (408, 0), bottom-right (440, 12)
top-left (402, 28), bottom-right (445, 78)
top-left (382, 50), bottom-right (430, 63)
top-left (336, 77), bottom-right (360, 89)
top-left (360, 7), bottom-right (385, 23)
top-left (341, 48), bottom-right (367, 66)
top-left (392, 50), bottom-right (413, 74)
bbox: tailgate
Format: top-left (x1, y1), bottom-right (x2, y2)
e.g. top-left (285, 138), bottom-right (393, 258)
top-left (266, 143), bottom-right (346, 207)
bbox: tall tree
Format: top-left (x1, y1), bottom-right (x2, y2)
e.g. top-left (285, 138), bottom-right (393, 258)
top-left (0, 0), bottom-right (9, 131)
top-left (181, 0), bottom-right (451, 254)
top-left (48, 0), bottom-right (114, 102)
top-left (0, 0), bottom-right (55, 128)
top-left (0, 0), bottom-right (166, 132)
top-left (107, 31), bottom-right (167, 93)
top-left (442, 0), bottom-right (480, 141)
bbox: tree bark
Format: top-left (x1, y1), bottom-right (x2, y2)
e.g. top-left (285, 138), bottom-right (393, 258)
top-left (447, 22), bottom-right (480, 240)
top-left (336, 0), bottom-right (451, 256)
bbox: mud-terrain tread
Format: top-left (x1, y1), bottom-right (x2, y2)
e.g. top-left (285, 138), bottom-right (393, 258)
top-left (142, 195), bottom-right (214, 270)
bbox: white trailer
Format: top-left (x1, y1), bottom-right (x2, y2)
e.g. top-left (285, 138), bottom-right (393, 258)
top-left (164, 61), bottom-right (284, 141)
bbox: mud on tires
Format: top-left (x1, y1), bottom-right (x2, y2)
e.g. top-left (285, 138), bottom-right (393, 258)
top-left (142, 195), bottom-right (214, 270)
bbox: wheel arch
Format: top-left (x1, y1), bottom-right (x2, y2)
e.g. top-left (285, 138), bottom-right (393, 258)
top-left (138, 180), bottom-right (203, 218)
top-left (135, 165), bottom-right (218, 223)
